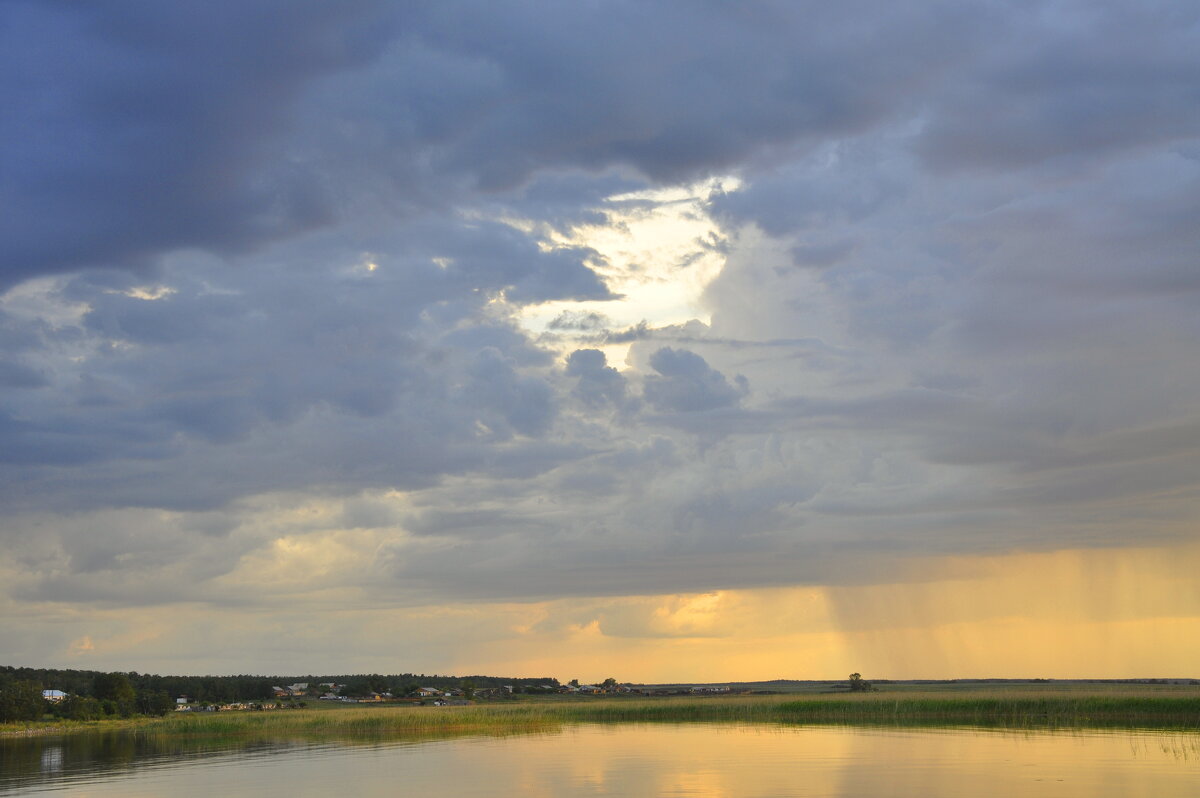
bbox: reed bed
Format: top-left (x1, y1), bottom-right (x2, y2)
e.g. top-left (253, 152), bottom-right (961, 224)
top-left (0, 716), bottom-right (152, 739)
top-left (135, 691), bottom-right (1200, 742)
top-left (773, 694), bottom-right (1200, 729)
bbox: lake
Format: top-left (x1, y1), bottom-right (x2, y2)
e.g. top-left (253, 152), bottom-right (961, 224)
top-left (2, 723), bottom-right (1197, 796)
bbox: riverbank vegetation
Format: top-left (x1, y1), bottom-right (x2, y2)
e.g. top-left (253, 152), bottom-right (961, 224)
top-left (7, 686), bottom-right (1198, 741)
top-left (137, 693), bottom-right (1200, 739)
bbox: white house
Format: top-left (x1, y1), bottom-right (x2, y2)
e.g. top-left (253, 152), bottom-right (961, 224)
top-left (42, 689), bottom-right (67, 702)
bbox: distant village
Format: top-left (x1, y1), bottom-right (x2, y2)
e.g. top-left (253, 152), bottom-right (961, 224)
top-left (5, 664), bottom-right (752, 722)
top-left (169, 680), bottom-right (735, 712)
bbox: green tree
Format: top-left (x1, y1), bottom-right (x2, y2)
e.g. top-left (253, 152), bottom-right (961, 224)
top-left (93, 672), bottom-right (137, 716)
top-left (847, 673), bottom-right (872, 693)
top-left (136, 689), bottom-right (174, 716)
top-left (93, 672), bottom-right (135, 703)
top-left (600, 677), bottom-right (618, 691)
top-left (0, 679), bottom-right (45, 722)
top-left (59, 695), bottom-right (103, 721)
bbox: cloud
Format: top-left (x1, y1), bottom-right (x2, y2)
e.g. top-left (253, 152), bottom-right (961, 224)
top-left (463, 347), bottom-right (557, 439)
top-left (0, 359), bottom-right (48, 389)
top-left (549, 311), bottom-right (613, 332)
top-left (643, 348), bottom-right (748, 413)
top-left (2, 1), bottom-right (984, 290)
top-left (565, 349), bottom-right (628, 410)
top-left (913, 4), bottom-right (1200, 173)
top-left (0, 0), bottom-right (396, 289)
top-left (1, 1), bottom-right (1199, 676)
top-left (0, 229), bottom-right (592, 513)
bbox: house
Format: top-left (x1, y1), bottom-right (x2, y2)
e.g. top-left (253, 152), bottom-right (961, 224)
top-left (176, 696), bottom-right (189, 705)
top-left (42, 689), bottom-right (67, 702)
top-left (416, 687), bottom-right (441, 697)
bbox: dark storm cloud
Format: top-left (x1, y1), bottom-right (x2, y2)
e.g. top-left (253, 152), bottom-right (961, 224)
top-left (3, 0), bottom-right (981, 289)
top-left (391, 1), bottom-right (974, 187)
top-left (0, 0), bottom-right (396, 288)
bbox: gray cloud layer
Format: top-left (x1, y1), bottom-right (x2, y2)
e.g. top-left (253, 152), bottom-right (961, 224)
top-left (2, 1), bottom-right (1199, 630)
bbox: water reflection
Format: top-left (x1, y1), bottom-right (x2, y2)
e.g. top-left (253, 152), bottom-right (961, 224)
top-left (0, 731), bottom-right (296, 794)
top-left (1, 724), bottom-right (1197, 797)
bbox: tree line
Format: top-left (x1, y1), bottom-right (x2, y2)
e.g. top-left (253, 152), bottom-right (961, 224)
top-left (0, 666), bottom-right (559, 722)
top-left (319, 672), bottom-right (558, 698)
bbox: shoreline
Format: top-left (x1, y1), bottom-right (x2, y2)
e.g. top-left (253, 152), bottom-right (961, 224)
top-left (0, 717), bottom-right (151, 739)
top-left (6, 690), bottom-right (1200, 741)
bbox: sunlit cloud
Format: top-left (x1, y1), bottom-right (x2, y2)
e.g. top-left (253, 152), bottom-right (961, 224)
top-left (516, 177), bottom-right (736, 365)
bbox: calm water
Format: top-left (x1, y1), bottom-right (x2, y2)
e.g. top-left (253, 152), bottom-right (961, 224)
top-left (2, 724), bottom-right (1197, 797)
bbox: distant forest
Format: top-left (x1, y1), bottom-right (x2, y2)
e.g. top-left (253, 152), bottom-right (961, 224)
top-left (1, 665), bottom-right (559, 705)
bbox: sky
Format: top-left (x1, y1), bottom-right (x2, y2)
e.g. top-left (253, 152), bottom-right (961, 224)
top-left (2, 0), bottom-right (1199, 682)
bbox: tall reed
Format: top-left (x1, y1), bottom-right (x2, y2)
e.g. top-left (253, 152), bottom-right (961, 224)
top-left (137, 692), bottom-right (1200, 742)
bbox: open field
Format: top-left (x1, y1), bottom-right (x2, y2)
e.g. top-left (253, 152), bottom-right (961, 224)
top-left (6, 684), bottom-right (1199, 741)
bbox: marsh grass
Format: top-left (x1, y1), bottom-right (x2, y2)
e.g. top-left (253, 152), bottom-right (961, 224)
top-left (773, 694), bottom-right (1200, 729)
top-left (0, 716), bottom-right (152, 738)
top-left (8, 685), bottom-right (1197, 742)
top-left (133, 689), bottom-right (1200, 743)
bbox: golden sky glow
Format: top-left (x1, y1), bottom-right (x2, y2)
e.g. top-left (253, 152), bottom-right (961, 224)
top-left (17, 541), bottom-right (1198, 681)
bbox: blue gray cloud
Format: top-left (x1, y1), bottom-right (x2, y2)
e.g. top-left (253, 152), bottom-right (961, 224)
top-left (1, 0), bottom-right (1199, 659)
